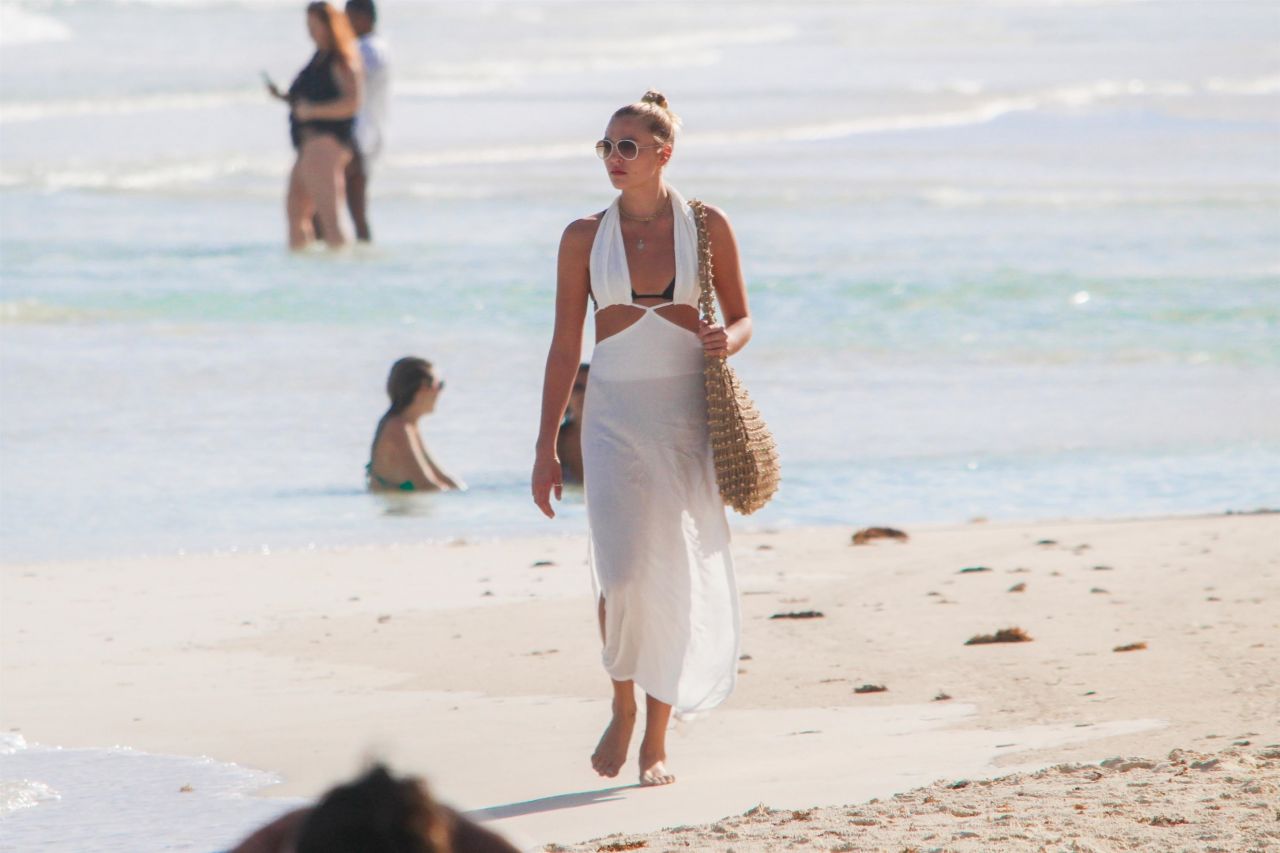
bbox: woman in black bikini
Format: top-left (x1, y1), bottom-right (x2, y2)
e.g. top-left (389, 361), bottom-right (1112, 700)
top-left (266, 2), bottom-right (362, 250)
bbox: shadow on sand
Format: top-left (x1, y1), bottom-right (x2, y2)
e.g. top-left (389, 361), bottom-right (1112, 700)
top-left (466, 784), bottom-right (640, 821)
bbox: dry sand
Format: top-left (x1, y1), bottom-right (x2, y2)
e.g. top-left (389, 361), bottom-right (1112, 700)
top-left (561, 745), bottom-right (1280, 852)
top-left (2, 512), bottom-right (1277, 850)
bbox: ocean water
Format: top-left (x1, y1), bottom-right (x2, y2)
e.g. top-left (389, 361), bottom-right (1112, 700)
top-left (0, 734), bottom-right (303, 851)
top-left (2, 0), bottom-right (1279, 563)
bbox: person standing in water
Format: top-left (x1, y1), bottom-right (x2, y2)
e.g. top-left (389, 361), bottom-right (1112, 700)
top-left (266, 2), bottom-right (362, 249)
top-left (367, 357), bottom-right (464, 492)
top-left (531, 91), bottom-right (753, 786)
top-left (343, 0), bottom-right (389, 243)
top-left (556, 363), bottom-right (590, 485)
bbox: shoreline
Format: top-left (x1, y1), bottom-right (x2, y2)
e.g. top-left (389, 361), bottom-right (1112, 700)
top-left (4, 506), bottom-right (1272, 568)
top-left (2, 512), bottom-right (1277, 850)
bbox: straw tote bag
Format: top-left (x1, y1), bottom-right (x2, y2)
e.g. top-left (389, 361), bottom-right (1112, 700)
top-left (689, 199), bottom-right (781, 515)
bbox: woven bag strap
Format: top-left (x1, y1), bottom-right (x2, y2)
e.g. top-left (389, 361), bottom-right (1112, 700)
top-left (689, 199), bottom-right (719, 326)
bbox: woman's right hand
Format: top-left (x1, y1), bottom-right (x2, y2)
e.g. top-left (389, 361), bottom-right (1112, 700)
top-left (531, 452), bottom-right (563, 519)
top-left (264, 78), bottom-right (286, 101)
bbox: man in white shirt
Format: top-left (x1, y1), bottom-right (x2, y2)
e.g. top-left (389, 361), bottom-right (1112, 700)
top-left (345, 0), bottom-right (389, 243)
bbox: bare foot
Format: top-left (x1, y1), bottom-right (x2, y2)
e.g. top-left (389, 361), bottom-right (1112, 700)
top-left (638, 745), bottom-right (676, 787)
top-left (591, 706), bottom-right (636, 778)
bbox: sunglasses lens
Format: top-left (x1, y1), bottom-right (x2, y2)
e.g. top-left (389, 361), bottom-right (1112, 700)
top-left (617, 140), bottom-right (639, 160)
top-left (594, 140), bottom-right (610, 159)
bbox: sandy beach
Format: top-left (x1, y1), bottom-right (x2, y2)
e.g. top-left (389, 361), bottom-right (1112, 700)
top-left (2, 511), bottom-right (1277, 850)
top-left (4, 0), bottom-right (1278, 848)
top-left (562, 743), bottom-right (1280, 852)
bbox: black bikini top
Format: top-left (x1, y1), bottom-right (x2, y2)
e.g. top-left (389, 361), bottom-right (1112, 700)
top-left (590, 277), bottom-right (676, 309)
top-left (631, 277), bottom-right (675, 302)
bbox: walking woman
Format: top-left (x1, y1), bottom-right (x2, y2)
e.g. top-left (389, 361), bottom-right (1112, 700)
top-left (531, 91), bottom-right (753, 786)
top-left (267, 2), bottom-right (362, 249)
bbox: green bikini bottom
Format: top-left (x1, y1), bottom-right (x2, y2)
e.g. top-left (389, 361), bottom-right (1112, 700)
top-left (366, 462), bottom-right (414, 491)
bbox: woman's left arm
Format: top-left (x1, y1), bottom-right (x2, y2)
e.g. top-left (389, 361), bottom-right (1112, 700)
top-left (697, 205), bottom-right (753, 358)
top-left (294, 62), bottom-right (362, 121)
top-left (421, 446), bottom-right (466, 492)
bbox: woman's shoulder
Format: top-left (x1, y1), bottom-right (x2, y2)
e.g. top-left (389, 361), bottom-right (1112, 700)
top-left (689, 198), bottom-right (731, 225)
top-left (374, 414), bottom-right (414, 446)
top-left (560, 211), bottom-right (606, 251)
top-left (691, 200), bottom-right (736, 242)
top-left (564, 211), bottom-right (605, 236)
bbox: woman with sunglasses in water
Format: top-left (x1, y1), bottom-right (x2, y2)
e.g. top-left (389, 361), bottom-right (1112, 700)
top-left (367, 357), bottom-right (463, 492)
top-left (266, 2), bottom-right (362, 249)
top-left (531, 91), bottom-right (753, 786)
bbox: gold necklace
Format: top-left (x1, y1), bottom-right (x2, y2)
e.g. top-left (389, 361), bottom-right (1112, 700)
top-left (622, 197), bottom-right (667, 251)
top-left (619, 198), bottom-right (668, 223)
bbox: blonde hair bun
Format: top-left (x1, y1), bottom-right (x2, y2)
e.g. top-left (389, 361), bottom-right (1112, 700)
top-left (612, 90), bottom-right (682, 145)
top-left (641, 90), bottom-right (670, 111)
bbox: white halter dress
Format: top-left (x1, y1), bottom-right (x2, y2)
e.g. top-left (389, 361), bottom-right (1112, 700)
top-left (582, 187), bottom-right (739, 719)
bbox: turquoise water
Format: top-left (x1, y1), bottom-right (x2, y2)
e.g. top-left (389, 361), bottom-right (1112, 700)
top-left (2, 0), bottom-right (1279, 562)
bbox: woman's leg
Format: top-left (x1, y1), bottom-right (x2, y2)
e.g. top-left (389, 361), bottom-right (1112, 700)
top-left (345, 148), bottom-right (371, 242)
top-left (638, 694), bottom-right (676, 786)
top-left (593, 597), bottom-right (676, 784)
top-left (285, 158), bottom-right (314, 250)
top-left (297, 135), bottom-right (351, 249)
top-left (591, 597), bottom-right (637, 778)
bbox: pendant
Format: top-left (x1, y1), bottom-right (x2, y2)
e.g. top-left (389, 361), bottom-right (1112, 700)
top-left (637, 238), bottom-right (646, 252)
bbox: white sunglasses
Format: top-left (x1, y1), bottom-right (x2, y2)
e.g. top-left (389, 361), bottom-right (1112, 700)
top-left (595, 138), bottom-right (663, 160)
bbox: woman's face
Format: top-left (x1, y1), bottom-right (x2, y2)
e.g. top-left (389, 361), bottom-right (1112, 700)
top-left (412, 376), bottom-right (444, 414)
top-left (601, 116), bottom-right (669, 190)
top-left (306, 11), bottom-right (332, 50)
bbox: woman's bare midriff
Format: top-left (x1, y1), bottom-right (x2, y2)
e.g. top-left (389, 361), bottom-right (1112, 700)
top-left (595, 302), bottom-right (699, 344)
top-left (296, 128), bottom-right (353, 152)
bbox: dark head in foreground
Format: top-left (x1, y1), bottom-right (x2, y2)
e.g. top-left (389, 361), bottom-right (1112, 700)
top-left (231, 764), bottom-right (519, 853)
top-left (295, 764), bottom-right (451, 853)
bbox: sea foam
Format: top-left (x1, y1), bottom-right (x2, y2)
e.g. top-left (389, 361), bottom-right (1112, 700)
top-left (0, 734), bottom-right (303, 852)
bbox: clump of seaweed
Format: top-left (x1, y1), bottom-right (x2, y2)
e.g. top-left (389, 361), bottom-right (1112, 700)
top-left (965, 627), bottom-right (1032, 645)
top-left (851, 526), bottom-right (909, 545)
